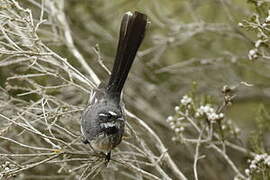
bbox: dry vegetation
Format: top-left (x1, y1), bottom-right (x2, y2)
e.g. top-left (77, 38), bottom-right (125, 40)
top-left (0, 0), bottom-right (270, 179)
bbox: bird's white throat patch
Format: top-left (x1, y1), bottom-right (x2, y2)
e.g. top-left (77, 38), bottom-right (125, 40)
top-left (100, 122), bottom-right (116, 128)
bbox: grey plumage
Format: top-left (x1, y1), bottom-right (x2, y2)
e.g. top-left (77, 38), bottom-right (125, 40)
top-left (80, 11), bottom-right (147, 161)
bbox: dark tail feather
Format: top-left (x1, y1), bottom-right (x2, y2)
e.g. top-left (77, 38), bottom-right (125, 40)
top-left (106, 11), bottom-right (147, 96)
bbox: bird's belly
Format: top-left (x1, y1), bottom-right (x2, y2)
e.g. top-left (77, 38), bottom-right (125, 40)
top-left (90, 133), bottom-right (119, 153)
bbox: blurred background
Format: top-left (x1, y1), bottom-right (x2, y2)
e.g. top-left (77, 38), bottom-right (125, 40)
top-left (1, 0), bottom-right (270, 179)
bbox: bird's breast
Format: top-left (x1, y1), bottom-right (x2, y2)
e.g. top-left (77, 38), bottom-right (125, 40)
top-left (90, 133), bottom-right (121, 153)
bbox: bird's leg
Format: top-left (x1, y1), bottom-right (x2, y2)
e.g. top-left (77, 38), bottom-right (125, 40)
top-left (105, 151), bottom-right (111, 165)
top-left (82, 137), bottom-right (89, 144)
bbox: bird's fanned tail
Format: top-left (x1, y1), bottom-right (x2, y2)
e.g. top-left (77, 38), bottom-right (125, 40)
top-left (106, 11), bottom-right (147, 98)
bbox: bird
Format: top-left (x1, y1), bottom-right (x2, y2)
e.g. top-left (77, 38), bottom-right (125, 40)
top-left (80, 11), bottom-right (148, 162)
